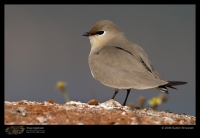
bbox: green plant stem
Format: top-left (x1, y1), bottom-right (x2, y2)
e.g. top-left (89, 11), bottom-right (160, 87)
top-left (62, 91), bottom-right (70, 102)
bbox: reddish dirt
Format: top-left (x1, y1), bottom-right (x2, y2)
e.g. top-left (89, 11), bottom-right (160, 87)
top-left (4, 99), bottom-right (195, 125)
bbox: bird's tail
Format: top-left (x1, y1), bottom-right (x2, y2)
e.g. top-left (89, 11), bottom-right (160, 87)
top-left (157, 81), bottom-right (187, 94)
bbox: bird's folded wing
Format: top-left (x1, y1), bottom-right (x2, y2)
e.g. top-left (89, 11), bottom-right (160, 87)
top-left (89, 46), bottom-right (168, 89)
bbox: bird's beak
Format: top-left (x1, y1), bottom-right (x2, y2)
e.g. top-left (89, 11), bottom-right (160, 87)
top-left (82, 32), bottom-right (90, 36)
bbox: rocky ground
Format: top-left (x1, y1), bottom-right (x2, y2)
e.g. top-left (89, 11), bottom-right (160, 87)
top-left (4, 99), bottom-right (195, 125)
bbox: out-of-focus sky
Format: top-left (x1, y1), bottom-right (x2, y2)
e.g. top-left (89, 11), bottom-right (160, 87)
top-left (5, 5), bottom-right (195, 116)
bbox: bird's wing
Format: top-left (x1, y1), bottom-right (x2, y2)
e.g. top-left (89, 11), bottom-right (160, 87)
top-left (130, 43), bottom-right (163, 79)
top-left (106, 35), bottom-right (163, 79)
top-left (89, 46), bottom-right (168, 89)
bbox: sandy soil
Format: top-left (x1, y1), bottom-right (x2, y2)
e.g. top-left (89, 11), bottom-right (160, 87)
top-left (4, 99), bottom-right (195, 125)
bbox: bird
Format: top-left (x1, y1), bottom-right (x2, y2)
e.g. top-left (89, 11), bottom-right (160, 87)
top-left (82, 20), bottom-right (187, 106)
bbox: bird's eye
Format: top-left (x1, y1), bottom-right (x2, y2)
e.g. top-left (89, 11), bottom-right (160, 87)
top-left (96, 30), bottom-right (105, 35)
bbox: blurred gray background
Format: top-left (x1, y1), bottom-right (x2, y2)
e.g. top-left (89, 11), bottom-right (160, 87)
top-left (5, 5), bottom-right (195, 116)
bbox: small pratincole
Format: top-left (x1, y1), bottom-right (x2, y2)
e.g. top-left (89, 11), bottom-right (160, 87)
top-left (83, 20), bottom-right (187, 106)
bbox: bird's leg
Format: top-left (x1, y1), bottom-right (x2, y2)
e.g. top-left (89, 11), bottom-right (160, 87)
top-left (111, 90), bottom-right (118, 99)
top-left (122, 89), bottom-right (131, 106)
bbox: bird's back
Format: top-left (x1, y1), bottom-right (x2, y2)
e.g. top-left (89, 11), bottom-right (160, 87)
top-left (89, 35), bottom-right (168, 90)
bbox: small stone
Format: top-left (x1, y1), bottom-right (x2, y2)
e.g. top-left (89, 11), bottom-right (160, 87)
top-left (16, 107), bottom-right (26, 116)
top-left (135, 107), bottom-right (141, 109)
top-left (88, 99), bottom-right (99, 105)
top-left (48, 99), bottom-right (55, 104)
top-left (37, 117), bottom-right (48, 123)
